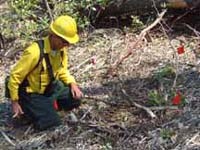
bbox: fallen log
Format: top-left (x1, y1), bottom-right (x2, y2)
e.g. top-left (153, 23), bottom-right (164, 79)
top-left (93, 0), bottom-right (200, 25)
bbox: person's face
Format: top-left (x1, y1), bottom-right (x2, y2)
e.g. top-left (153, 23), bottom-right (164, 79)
top-left (50, 34), bottom-right (70, 50)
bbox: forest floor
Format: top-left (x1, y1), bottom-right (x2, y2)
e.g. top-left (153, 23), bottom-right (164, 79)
top-left (0, 27), bottom-right (200, 150)
top-left (0, 1), bottom-right (200, 149)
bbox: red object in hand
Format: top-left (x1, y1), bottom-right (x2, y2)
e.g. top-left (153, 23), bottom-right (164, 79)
top-left (177, 45), bottom-right (185, 54)
top-left (172, 92), bottom-right (181, 105)
top-left (53, 100), bottom-right (59, 110)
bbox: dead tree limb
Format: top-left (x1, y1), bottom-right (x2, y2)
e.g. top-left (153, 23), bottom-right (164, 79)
top-left (0, 130), bottom-right (16, 147)
top-left (108, 9), bottom-right (167, 75)
top-left (121, 89), bottom-right (157, 119)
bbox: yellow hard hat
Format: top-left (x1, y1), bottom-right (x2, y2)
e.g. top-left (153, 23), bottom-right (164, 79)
top-left (50, 15), bottom-right (79, 44)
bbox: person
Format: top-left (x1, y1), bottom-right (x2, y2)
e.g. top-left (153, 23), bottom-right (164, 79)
top-left (7, 15), bottom-right (83, 130)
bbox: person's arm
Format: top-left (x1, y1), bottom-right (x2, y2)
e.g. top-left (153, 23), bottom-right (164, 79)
top-left (59, 50), bottom-right (83, 99)
top-left (8, 43), bottom-right (40, 117)
top-left (59, 50), bottom-right (76, 84)
top-left (8, 43), bottom-right (40, 101)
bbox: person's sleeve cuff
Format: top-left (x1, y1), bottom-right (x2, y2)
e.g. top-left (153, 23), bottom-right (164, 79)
top-left (10, 90), bottom-right (19, 101)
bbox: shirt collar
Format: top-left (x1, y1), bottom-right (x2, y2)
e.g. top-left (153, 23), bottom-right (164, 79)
top-left (43, 36), bottom-right (66, 54)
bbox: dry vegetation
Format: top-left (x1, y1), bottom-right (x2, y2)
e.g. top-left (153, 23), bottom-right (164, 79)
top-left (0, 2), bottom-right (200, 150)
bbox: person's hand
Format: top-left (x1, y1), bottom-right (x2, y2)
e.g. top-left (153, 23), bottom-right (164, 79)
top-left (11, 101), bottom-right (24, 118)
top-left (70, 83), bottom-right (83, 99)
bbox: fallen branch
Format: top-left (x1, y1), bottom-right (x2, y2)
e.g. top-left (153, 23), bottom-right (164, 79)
top-left (0, 130), bottom-right (16, 147)
top-left (171, 7), bottom-right (195, 26)
top-left (79, 107), bottom-right (92, 121)
top-left (184, 23), bottom-right (200, 37)
top-left (133, 102), bottom-right (157, 118)
top-left (121, 89), bottom-right (157, 119)
top-left (169, 40), bottom-right (179, 88)
top-left (83, 95), bottom-right (115, 106)
top-left (24, 125), bottom-right (33, 137)
top-left (186, 132), bottom-right (200, 146)
top-left (108, 9), bottom-right (167, 75)
top-left (149, 106), bottom-right (178, 111)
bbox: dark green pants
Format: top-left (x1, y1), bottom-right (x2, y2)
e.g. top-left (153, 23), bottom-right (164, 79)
top-left (18, 84), bottom-right (81, 130)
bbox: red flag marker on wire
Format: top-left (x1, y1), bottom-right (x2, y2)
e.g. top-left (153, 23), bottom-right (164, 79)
top-left (172, 92), bottom-right (181, 105)
top-left (177, 45), bottom-right (185, 54)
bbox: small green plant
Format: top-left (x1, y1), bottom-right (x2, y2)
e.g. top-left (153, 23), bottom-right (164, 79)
top-left (1, 0), bottom-right (49, 44)
top-left (131, 16), bottom-right (144, 31)
top-left (160, 128), bottom-right (175, 140)
top-left (102, 142), bottom-right (112, 150)
top-left (148, 90), bottom-right (166, 106)
top-left (154, 65), bottom-right (175, 81)
top-left (10, 0), bottom-right (40, 19)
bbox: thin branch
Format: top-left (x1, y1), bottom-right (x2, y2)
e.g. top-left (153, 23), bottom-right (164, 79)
top-left (44, 0), bottom-right (54, 21)
top-left (152, 2), bottom-right (179, 89)
top-left (169, 40), bottom-right (179, 88)
top-left (79, 107), bottom-right (92, 121)
top-left (132, 102), bottom-right (157, 118)
top-left (108, 9), bottom-right (167, 74)
top-left (184, 23), bottom-right (200, 37)
top-left (171, 8), bottom-right (195, 26)
top-left (121, 89), bottom-right (157, 119)
top-left (149, 106), bottom-right (178, 111)
top-left (0, 130), bottom-right (16, 147)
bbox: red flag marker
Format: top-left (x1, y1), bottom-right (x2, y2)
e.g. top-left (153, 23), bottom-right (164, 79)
top-left (177, 45), bottom-right (185, 54)
top-left (172, 92), bottom-right (181, 105)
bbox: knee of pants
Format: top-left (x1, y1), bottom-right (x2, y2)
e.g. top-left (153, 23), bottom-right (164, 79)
top-left (34, 114), bottom-right (61, 131)
top-left (57, 99), bottom-right (81, 111)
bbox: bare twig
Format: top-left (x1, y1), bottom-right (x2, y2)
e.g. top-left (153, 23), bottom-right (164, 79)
top-left (0, 33), bottom-right (5, 50)
top-left (0, 130), bottom-right (16, 147)
top-left (83, 95), bottom-right (114, 106)
top-left (149, 106), bottom-right (178, 111)
top-left (132, 102), bottom-right (157, 119)
top-left (186, 132), bottom-right (200, 146)
top-left (24, 125), bottom-right (33, 137)
top-left (43, 0), bottom-right (53, 21)
top-left (121, 89), bottom-right (157, 119)
top-left (152, 3), bottom-right (179, 89)
top-left (171, 7), bottom-right (195, 26)
top-left (184, 23), bottom-right (200, 37)
top-left (79, 107), bottom-right (92, 121)
top-left (169, 40), bottom-right (179, 88)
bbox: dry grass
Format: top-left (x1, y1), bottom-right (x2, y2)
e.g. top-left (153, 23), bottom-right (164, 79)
top-left (0, 28), bottom-right (200, 150)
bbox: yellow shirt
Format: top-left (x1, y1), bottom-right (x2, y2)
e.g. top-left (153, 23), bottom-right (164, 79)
top-left (8, 36), bottom-right (76, 101)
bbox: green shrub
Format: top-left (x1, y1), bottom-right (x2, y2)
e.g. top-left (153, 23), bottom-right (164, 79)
top-left (1, 0), bottom-right (109, 48)
top-left (10, 0), bottom-right (40, 19)
top-left (160, 128), bottom-right (175, 140)
top-left (148, 90), bottom-right (166, 106)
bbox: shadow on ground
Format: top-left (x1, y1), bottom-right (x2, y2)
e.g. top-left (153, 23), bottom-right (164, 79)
top-left (0, 66), bottom-right (200, 149)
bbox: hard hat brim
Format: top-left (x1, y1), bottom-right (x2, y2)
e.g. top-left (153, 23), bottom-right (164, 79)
top-left (50, 22), bottom-right (79, 44)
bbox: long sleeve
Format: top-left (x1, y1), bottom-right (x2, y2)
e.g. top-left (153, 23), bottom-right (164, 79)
top-left (58, 50), bottom-right (76, 85)
top-left (8, 43), bottom-right (40, 101)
